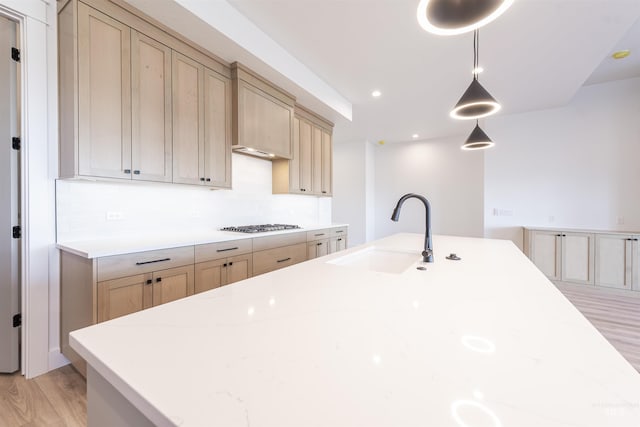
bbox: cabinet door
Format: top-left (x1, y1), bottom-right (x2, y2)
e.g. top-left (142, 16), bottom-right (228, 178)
top-left (226, 254), bottom-right (252, 284)
top-left (596, 234), bottom-right (634, 290)
top-left (77, 3), bottom-right (131, 179)
top-left (530, 231), bottom-right (561, 280)
top-left (298, 119), bottom-right (313, 193)
top-left (311, 125), bottom-right (323, 195)
top-left (202, 67), bottom-right (231, 188)
top-left (152, 265), bottom-right (194, 306)
top-left (172, 52), bottom-right (203, 185)
top-left (307, 239), bottom-right (329, 259)
top-left (131, 31), bottom-right (172, 182)
top-left (97, 274), bottom-right (151, 322)
top-left (328, 238), bottom-right (339, 254)
top-left (561, 232), bottom-right (594, 285)
top-left (194, 259), bottom-right (225, 294)
top-left (321, 130), bottom-right (332, 196)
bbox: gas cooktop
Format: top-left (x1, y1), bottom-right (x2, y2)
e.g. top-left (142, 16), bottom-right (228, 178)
top-left (220, 224), bottom-right (301, 233)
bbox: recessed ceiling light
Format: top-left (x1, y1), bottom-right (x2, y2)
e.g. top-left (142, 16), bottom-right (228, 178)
top-left (612, 50), bottom-right (631, 60)
top-left (412, 134), bottom-right (419, 139)
top-left (371, 90), bottom-right (382, 98)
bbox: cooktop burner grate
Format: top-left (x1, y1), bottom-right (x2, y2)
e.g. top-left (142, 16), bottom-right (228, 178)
top-left (220, 224), bottom-right (301, 233)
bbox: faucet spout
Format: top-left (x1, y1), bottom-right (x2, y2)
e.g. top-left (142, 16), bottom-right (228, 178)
top-left (390, 193), bottom-right (434, 263)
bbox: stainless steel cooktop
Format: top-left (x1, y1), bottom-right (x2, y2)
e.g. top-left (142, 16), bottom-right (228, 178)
top-left (220, 224), bottom-right (301, 233)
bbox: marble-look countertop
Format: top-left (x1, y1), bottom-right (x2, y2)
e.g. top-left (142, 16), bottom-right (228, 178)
top-left (56, 223), bottom-right (348, 258)
top-left (70, 233), bottom-right (640, 426)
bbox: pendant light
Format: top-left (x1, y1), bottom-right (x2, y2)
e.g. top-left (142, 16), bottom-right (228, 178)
top-left (461, 120), bottom-right (494, 150)
top-left (450, 30), bottom-right (501, 120)
top-left (417, 0), bottom-right (514, 36)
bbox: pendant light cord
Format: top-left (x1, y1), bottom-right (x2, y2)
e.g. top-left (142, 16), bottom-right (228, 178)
top-left (473, 30), bottom-right (479, 81)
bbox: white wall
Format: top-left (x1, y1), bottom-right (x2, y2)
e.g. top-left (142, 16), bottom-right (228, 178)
top-left (484, 77), bottom-right (640, 249)
top-left (374, 137), bottom-right (485, 239)
top-left (331, 140), bottom-right (376, 246)
top-left (57, 154), bottom-right (332, 241)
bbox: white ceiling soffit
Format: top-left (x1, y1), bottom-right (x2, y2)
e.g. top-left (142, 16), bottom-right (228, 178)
top-left (585, 16), bottom-right (640, 86)
top-left (121, 0), bottom-right (352, 122)
top-left (125, 0), bottom-right (640, 145)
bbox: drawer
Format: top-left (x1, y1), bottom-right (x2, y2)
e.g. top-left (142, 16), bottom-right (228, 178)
top-left (97, 246), bottom-right (195, 281)
top-left (307, 229), bottom-right (331, 242)
top-left (252, 231), bottom-right (306, 252)
top-left (195, 239), bottom-right (252, 263)
top-left (252, 243), bottom-right (307, 276)
top-left (330, 227), bottom-right (348, 237)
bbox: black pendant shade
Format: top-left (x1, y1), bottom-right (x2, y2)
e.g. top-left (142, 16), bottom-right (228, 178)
top-left (461, 122), bottom-right (494, 150)
top-left (450, 78), bottom-right (501, 120)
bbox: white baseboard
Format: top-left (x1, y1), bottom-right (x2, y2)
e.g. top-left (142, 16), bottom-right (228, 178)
top-left (48, 348), bottom-right (70, 371)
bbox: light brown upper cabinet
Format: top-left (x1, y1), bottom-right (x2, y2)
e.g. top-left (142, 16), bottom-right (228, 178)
top-left (231, 63), bottom-right (295, 159)
top-left (131, 30), bottom-right (172, 182)
top-left (273, 105), bottom-right (334, 196)
top-left (172, 52), bottom-right (232, 188)
top-left (59, 0), bottom-right (231, 187)
top-left (64, 2), bottom-right (133, 180)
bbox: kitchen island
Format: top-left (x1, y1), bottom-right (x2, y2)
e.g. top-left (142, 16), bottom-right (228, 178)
top-left (70, 233), bottom-right (640, 426)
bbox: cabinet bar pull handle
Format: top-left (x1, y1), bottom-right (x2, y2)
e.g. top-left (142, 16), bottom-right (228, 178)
top-left (217, 247), bottom-right (239, 252)
top-left (136, 258), bottom-right (171, 266)
top-left (124, 169), bottom-right (131, 174)
top-left (133, 170), bottom-right (140, 175)
top-left (335, 230), bottom-right (344, 233)
top-left (156, 277), bottom-right (162, 282)
top-left (146, 279), bottom-right (152, 285)
top-left (337, 238), bottom-right (342, 241)
top-left (277, 257), bottom-right (291, 263)
top-left (315, 233), bottom-right (325, 237)
top-left (556, 234), bottom-right (561, 237)
top-left (317, 242), bottom-right (322, 246)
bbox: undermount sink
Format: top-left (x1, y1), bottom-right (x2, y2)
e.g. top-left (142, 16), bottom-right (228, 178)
top-left (327, 247), bottom-right (421, 274)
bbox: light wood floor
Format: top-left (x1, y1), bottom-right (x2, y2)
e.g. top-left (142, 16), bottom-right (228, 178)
top-left (0, 364), bottom-right (86, 427)
top-left (557, 282), bottom-right (640, 371)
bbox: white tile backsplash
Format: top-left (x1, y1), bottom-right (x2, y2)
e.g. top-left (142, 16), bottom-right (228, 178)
top-left (57, 154), bottom-right (332, 241)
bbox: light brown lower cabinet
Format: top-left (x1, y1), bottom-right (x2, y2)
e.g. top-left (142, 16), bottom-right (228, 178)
top-left (253, 243), bottom-right (308, 276)
top-left (329, 236), bottom-right (347, 254)
top-left (97, 264), bottom-right (194, 322)
top-left (194, 254), bottom-right (252, 293)
top-left (307, 239), bottom-right (329, 260)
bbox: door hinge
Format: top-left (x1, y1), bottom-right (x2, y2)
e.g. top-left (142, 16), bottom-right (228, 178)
top-left (12, 226), bottom-right (21, 239)
top-left (11, 47), bottom-right (20, 62)
top-left (12, 137), bottom-right (20, 150)
top-left (13, 313), bottom-right (21, 328)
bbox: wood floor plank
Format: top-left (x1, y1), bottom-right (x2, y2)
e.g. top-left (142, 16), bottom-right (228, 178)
top-left (0, 371), bottom-right (63, 427)
top-left (34, 365), bottom-right (87, 427)
top-left (557, 283), bottom-right (640, 372)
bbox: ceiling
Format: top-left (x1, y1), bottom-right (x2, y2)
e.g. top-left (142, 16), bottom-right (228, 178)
top-left (123, 0), bottom-right (640, 145)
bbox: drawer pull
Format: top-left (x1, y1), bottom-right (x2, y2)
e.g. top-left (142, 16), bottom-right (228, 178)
top-left (337, 238), bottom-right (342, 241)
top-left (277, 257), bottom-right (291, 263)
top-left (317, 242), bottom-right (323, 246)
top-left (315, 233), bottom-right (325, 237)
top-left (136, 258), bottom-right (171, 266)
top-left (335, 230), bottom-right (344, 233)
top-left (217, 247), bottom-right (239, 252)
top-left (146, 279), bottom-right (152, 285)
top-left (156, 277), bottom-right (162, 282)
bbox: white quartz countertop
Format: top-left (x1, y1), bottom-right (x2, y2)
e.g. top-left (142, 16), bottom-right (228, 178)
top-left (70, 233), bottom-right (640, 426)
top-left (56, 223), bottom-right (348, 258)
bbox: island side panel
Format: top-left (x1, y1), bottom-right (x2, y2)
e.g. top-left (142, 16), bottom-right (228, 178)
top-left (61, 250), bottom-right (97, 376)
top-left (87, 366), bottom-right (156, 427)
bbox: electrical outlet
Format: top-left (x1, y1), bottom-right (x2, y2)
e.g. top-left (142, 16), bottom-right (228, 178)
top-left (106, 211), bottom-right (124, 221)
